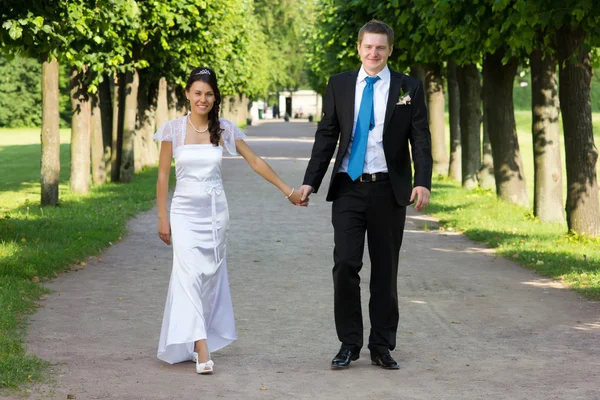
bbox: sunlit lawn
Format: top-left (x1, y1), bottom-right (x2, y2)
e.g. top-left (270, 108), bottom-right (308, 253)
top-left (0, 128), bottom-right (164, 389)
top-left (0, 128), bottom-right (71, 212)
top-left (513, 110), bottom-right (600, 202)
top-left (444, 110), bottom-right (600, 204)
top-left (433, 110), bottom-right (600, 300)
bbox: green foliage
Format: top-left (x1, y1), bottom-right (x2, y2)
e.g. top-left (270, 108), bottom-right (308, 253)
top-left (207, 0), bottom-right (269, 97)
top-left (127, 0), bottom-right (295, 100)
top-left (305, 0), bottom-right (374, 95)
top-left (254, 0), bottom-right (315, 94)
top-left (0, 1), bottom-right (68, 60)
top-left (412, 0), bottom-right (532, 66)
top-left (0, 55), bottom-right (41, 128)
top-left (62, 0), bottom-right (141, 91)
top-left (376, 1), bottom-right (443, 68)
top-left (1, 0), bottom-right (301, 122)
top-left (0, 54), bottom-right (76, 128)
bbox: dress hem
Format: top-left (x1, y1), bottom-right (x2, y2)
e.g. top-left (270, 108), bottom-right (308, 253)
top-left (157, 334), bottom-right (237, 365)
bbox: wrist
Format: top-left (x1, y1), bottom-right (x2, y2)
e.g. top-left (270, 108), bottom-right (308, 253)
top-left (280, 185), bottom-right (291, 195)
top-left (284, 187), bottom-right (295, 199)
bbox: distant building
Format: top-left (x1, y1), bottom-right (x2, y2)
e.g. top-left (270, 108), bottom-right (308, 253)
top-left (250, 89), bottom-right (322, 120)
top-left (279, 90), bottom-right (322, 120)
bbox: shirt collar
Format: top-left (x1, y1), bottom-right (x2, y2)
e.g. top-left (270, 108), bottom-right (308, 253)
top-left (358, 65), bottom-right (390, 84)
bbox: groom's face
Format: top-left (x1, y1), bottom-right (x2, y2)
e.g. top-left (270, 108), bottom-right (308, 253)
top-left (357, 33), bottom-right (393, 74)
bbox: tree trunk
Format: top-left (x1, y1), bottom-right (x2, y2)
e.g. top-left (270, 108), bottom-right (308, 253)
top-left (424, 63), bottom-right (448, 175)
top-left (146, 81), bottom-right (159, 165)
top-left (69, 66), bottom-right (91, 195)
top-left (120, 69), bottom-right (139, 183)
top-left (409, 64), bottom-right (425, 84)
top-left (98, 76), bottom-right (113, 179)
top-left (482, 50), bottom-right (529, 206)
top-left (41, 57), bottom-right (60, 206)
top-left (176, 85), bottom-right (187, 116)
top-left (136, 73), bottom-right (159, 169)
top-left (479, 109), bottom-right (495, 190)
top-left (111, 73), bottom-right (125, 182)
top-left (133, 72), bottom-right (147, 172)
top-left (447, 61), bottom-right (461, 181)
top-left (556, 26), bottom-right (600, 236)
top-left (531, 43), bottom-right (564, 223)
top-left (456, 63), bottom-right (481, 190)
top-left (156, 77), bottom-right (169, 128)
top-left (168, 82), bottom-right (179, 120)
top-left (90, 92), bottom-right (106, 185)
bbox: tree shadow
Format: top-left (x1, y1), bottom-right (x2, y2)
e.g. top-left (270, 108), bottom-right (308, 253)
top-left (460, 227), bottom-right (600, 299)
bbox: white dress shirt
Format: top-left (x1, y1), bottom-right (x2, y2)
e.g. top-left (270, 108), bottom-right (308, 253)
top-left (339, 65), bottom-right (390, 175)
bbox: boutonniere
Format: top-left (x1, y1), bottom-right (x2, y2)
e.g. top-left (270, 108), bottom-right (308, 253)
top-left (397, 88), bottom-right (411, 105)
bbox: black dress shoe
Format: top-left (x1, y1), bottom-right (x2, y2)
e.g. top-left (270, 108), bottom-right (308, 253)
top-left (371, 352), bottom-right (400, 369)
top-left (331, 348), bottom-right (360, 369)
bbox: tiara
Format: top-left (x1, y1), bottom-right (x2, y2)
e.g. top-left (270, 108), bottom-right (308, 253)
top-left (195, 69), bottom-right (210, 76)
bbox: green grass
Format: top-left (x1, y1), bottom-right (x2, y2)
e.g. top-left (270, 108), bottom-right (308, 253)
top-left (444, 110), bottom-right (600, 202)
top-left (513, 110), bottom-right (600, 201)
top-left (0, 128), bottom-right (71, 211)
top-left (434, 110), bottom-right (600, 299)
top-left (428, 177), bottom-right (600, 299)
top-left (0, 128), bottom-right (167, 389)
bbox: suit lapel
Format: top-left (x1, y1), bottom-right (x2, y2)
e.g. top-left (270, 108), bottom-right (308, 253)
top-left (343, 70), bottom-right (359, 136)
top-left (383, 71), bottom-right (404, 134)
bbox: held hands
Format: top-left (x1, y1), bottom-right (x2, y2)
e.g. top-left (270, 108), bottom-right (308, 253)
top-left (410, 186), bottom-right (431, 211)
top-left (286, 185), bottom-right (313, 206)
top-left (297, 185), bottom-right (313, 206)
top-left (289, 184), bottom-right (428, 210)
top-left (298, 185), bottom-right (313, 201)
top-left (158, 216), bottom-right (172, 245)
top-left (287, 189), bottom-right (306, 206)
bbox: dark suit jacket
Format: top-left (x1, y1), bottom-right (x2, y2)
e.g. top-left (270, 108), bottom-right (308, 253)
top-left (302, 67), bottom-right (433, 206)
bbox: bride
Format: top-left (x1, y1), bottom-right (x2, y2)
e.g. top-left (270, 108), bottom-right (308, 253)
top-left (154, 67), bottom-right (305, 374)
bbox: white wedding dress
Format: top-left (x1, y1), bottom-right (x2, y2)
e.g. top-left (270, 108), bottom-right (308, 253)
top-left (153, 115), bottom-right (246, 364)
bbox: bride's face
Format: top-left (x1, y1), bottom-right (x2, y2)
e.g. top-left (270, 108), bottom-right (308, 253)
top-left (186, 81), bottom-right (215, 116)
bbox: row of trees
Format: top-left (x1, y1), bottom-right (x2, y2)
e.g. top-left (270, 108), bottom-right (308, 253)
top-left (6, 54), bottom-right (600, 130)
top-left (305, 0), bottom-right (600, 237)
top-left (1, 0), bottom-right (313, 204)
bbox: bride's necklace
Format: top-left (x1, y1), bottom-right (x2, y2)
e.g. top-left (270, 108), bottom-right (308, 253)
top-left (187, 114), bottom-right (209, 133)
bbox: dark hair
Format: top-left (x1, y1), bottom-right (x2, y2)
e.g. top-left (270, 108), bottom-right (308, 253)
top-left (185, 67), bottom-right (222, 146)
top-left (358, 19), bottom-right (394, 48)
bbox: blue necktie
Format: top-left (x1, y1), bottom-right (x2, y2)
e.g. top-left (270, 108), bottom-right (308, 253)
top-left (348, 76), bottom-right (380, 181)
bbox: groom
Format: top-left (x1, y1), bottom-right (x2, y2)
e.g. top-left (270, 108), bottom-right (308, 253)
top-left (299, 20), bottom-right (432, 370)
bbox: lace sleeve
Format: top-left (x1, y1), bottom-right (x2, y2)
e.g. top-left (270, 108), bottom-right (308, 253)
top-left (220, 118), bottom-right (247, 155)
top-left (153, 120), bottom-right (173, 142)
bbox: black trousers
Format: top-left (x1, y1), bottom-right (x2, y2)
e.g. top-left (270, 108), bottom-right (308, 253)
top-left (331, 173), bottom-right (406, 356)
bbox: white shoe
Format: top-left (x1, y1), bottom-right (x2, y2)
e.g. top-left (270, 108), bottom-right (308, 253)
top-left (196, 359), bottom-right (214, 374)
top-left (192, 351), bottom-right (210, 363)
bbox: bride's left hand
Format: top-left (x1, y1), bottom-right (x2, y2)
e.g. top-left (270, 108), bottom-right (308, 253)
top-left (287, 189), bottom-right (308, 206)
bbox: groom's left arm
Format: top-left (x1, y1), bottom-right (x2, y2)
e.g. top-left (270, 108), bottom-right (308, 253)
top-left (408, 82), bottom-right (433, 191)
top-left (303, 77), bottom-right (341, 193)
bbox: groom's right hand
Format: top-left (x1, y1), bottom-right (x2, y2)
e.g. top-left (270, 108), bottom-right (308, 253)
top-left (298, 185), bottom-right (314, 203)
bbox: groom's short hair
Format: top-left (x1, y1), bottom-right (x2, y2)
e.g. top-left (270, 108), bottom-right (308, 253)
top-left (358, 20), bottom-right (394, 47)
